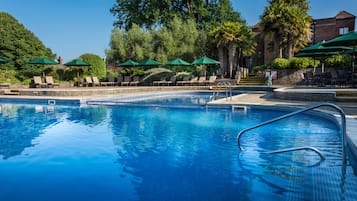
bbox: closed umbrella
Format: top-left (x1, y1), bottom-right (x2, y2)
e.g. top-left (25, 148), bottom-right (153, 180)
top-left (323, 32), bottom-right (357, 86)
top-left (64, 59), bottom-right (91, 85)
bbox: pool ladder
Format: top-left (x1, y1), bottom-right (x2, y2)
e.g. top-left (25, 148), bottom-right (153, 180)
top-left (237, 102), bottom-right (347, 165)
top-left (210, 81), bottom-right (232, 101)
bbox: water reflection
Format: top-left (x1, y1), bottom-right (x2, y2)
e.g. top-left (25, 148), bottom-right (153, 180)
top-left (0, 104), bottom-right (58, 159)
top-left (0, 104), bottom-right (109, 160)
top-left (110, 106), bottom-right (255, 201)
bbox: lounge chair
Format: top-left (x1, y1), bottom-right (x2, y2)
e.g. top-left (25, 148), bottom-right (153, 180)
top-left (107, 77), bottom-right (117, 86)
top-left (117, 76), bottom-right (123, 86)
top-left (197, 76), bottom-right (207, 85)
top-left (91, 76), bottom-right (102, 87)
top-left (121, 76), bottom-right (131, 86)
top-left (0, 83), bottom-right (10, 89)
top-left (162, 76), bottom-right (176, 86)
top-left (153, 78), bottom-right (167, 86)
top-left (129, 76), bottom-right (140, 86)
top-left (189, 77), bottom-right (199, 85)
top-left (176, 76), bottom-right (190, 86)
top-left (84, 76), bottom-right (93, 87)
top-left (45, 76), bottom-right (60, 88)
top-left (203, 75), bottom-right (217, 85)
top-left (33, 76), bottom-right (48, 88)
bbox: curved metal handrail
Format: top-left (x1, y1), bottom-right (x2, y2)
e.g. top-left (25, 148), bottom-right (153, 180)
top-left (266, 146), bottom-right (326, 160)
top-left (237, 102), bottom-right (347, 164)
top-left (212, 81), bottom-right (232, 101)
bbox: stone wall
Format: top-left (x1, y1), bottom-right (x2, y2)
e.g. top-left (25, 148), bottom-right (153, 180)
top-left (272, 68), bottom-right (314, 86)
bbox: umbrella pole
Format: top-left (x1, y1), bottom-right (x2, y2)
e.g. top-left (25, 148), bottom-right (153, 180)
top-left (352, 53), bottom-right (355, 87)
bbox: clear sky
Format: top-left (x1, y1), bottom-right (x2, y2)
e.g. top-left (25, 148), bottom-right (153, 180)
top-left (1, 0), bottom-right (357, 62)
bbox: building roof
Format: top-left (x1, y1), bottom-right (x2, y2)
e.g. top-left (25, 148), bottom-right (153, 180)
top-left (336, 10), bottom-right (355, 19)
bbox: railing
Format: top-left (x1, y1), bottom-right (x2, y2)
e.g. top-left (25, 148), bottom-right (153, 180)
top-left (211, 81), bottom-right (232, 101)
top-left (237, 102), bottom-right (347, 165)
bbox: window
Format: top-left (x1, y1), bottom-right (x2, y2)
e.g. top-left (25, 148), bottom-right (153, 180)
top-left (339, 27), bottom-right (349, 35)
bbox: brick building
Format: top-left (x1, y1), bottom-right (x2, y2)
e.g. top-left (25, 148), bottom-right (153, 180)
top-left (312, 10), bottom-right (356, 44)
top-left (251, 11), bottom-right (356, 67)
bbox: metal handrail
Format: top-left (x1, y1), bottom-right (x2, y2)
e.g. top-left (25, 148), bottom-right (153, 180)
top-left (212, 81), bottom-right (232, 101)
top-left (237, 102), bottom-right (347, 165)
top-left (266, 146), bottom-right (326, 160)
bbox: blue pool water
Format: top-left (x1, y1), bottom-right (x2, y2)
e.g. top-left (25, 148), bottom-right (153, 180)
top-left (92, 91), bottom-right (240, 107)
top-left (0, 100), bottom-right (356, 201)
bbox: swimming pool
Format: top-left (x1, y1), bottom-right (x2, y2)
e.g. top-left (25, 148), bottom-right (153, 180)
top-left (0, 99), bottom-right (356, 201)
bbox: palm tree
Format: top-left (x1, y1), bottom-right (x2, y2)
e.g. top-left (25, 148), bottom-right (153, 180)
top-left (209, 22), bottom-right (255, 78)
top-left (261, 0), bottom-right (312, 59)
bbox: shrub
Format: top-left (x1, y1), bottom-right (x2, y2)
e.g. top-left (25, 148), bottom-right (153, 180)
top-left (325, 54), bottom-right (351, 69)
top-left (270, 58), bottom-right (290, 69)
top-left (289, 57), bottom-right (318, 69)
top-left (79, 53), bottom-right (106, 79)
top-left (106, 70), bottom-right (119, 78)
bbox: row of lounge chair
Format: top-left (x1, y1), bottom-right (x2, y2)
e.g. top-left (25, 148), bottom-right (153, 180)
top-left (79, 76), bottom-right (140, 87)
top-left (33, 76), bottom-right (59, 88)
top-left (32, 75), bottom-right (217, 88)
top-left (175, 76), bottom-right (217, 86)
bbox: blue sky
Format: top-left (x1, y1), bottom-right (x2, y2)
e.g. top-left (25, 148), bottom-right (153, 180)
top-left (1, 0), bottom-right (357, 62)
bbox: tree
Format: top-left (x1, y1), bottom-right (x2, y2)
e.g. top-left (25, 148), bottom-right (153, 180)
top-left (0, 12), bottom-right (55, 80)
top-left (152, 17), bottom-right (199, 63)
top-left (260, 0), bottom-right (311, 59)
top-left (106, 18), bottom-right (200, 65)
top-left (106, 24), bottom-right (153, 64)
top-left (208, 21), bottom-right (255, 78)
top-left (110, 0), bottom-right (243, 31)
top-left (79, 54), bottom-right (106, 79)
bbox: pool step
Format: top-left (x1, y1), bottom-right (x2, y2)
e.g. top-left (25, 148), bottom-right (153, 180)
top-left (3, 89), bottom-right (20, 95)
top-left (238, 76), bottom-right (266, 85)
top-left (335, 91), bottom-right (357, 102)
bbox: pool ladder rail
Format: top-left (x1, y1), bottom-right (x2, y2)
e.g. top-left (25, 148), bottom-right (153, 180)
top-left (210, 80), bottom-right (232, 101)
top-left (237, 102), bottom-right (347, 165)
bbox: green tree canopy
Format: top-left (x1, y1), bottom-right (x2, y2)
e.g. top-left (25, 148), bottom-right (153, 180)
top-left (106, 18), bottom-right (200, 65)
top-left (110, 0), bottom-right (243, 31)
top-left (0, 12), bottom-right (55, 80)
top-left (79, 54), bottom-right (107, 79)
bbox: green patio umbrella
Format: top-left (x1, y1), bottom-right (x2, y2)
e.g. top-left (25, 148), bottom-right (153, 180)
top-left (296, 41), bottom-right (352, 72)
top-left (192, 56), bottom-right (220, 77)
top-left (0, 57), bottom-right (9, 64)
top-left (165, 58), bottom-right (191, 66)
top-left (192, 56), bottom-right (220, 65)
top-left (64, 59), bottom-right (90, 66)
top-left (64, 59), bottom-right (91, 82)
top-left (295, 51), bottom-right (341, 73)
top-left (323, 32), bottom-right (357, 86)
top-left (116, 59), bottom-right (139, 67)
top-left (139, 59), bottom-right (161, 66)
top-left (27, 58), bottom-right (58, 76)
